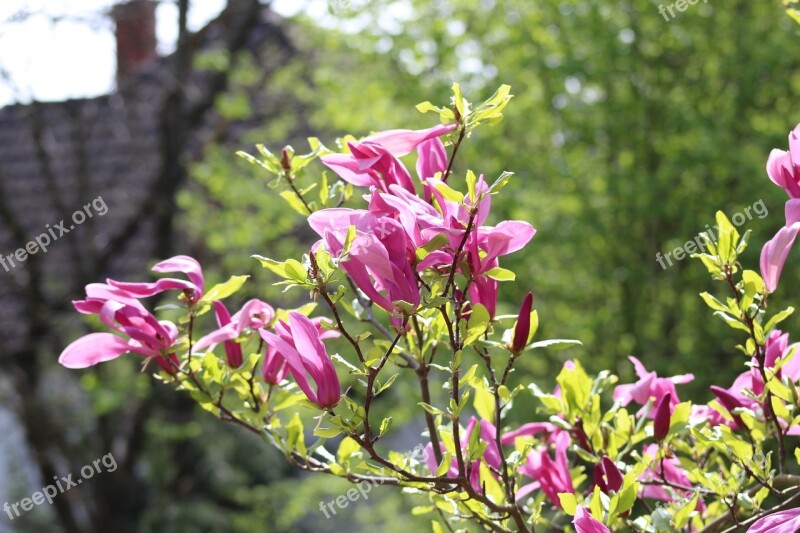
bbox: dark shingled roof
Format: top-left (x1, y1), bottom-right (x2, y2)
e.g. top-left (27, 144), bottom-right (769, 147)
top-left (0, 4), bottom-right (292, 353)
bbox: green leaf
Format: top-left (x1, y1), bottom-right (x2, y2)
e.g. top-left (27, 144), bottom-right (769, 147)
top-left (418, 402), bottom-right (445, 417)
top-left (286, 413), bottom-right (306, 455)
top-left (525, 339), bottom-right (582, 351)
top-left (471, 84), bottom-right (513, 125)
top-left (488, 171), bottom-right (514, 195)
top-left (528, 310), bottom-right (539, 341)
top-left (558, 493), bottom-right (578, 515)
top-left (473, 379), bottom-right (495, 421)
top-left (480, 460), bottom-right (505, 504)
top-left (314, 426), bottom-right (343, 438)
top-left (343, 225), bottom-right (358, 255)
top-left (713, 311), bottom-right (752, 333)
top-left (199, 275), bottom-right (249, 303)
top-left (253, 255), bottom-right (287, 277)
top-left (765, 306), bottom-right (795, 333)
top-left (236, 149), bottom-right (281, 175)
top-left (464, 303), bottom-right (491, 346)
top-left (673, 492), bottom-right (698, 528)
top-left (699, 292), bottom-right (730, 313)
top-left (556, 359), bottom-right (593, 415)
top-left (280, 190), bottom-right (310, 215)
top-left (467, 422), bottom-right (487, 460)
top-left (616, 483), bottom-right (638, 515)
top-left (284, 259), bottom-right (308, 282)
top-left (337, 436), bottom-right (361, 463)
top-left (716, 211), bottom-right (739, 265)
top-left (416, 233), bottom-right (450, 261)
top-left (436, 451), bottom-right (453, 476)
top-left (484, 266), bottom-right (516, 281)
top-left (431, 179), bottom-right (464, 203)
top-left (416, 101), bottom-right (439, 114)
top-left (379, 417), bottom-right (392, 437)
top-left (451, 82), bottom-right (467, 118)
top-left (743, 269), bottom-right (766, 295)
top-left (378, 373), bottom-right (399, 394)
top-left (466, 169), bottom-right (478, 202)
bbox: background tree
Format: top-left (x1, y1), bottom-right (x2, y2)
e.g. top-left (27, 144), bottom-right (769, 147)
top-left (2, 0), bottom-right (800, 531)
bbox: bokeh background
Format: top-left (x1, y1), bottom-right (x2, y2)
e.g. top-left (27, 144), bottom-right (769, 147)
top-left (0, 0), bottom-right (798, 531)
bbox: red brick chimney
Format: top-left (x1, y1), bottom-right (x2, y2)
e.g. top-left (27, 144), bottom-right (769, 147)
top-left (112, 0), bottom-right (158, 85)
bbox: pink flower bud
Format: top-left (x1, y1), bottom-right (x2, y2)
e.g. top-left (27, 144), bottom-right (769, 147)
top-left (654, 393), bottom-right (672, 442)
top-left (511, 292), bottom-right (533, 353)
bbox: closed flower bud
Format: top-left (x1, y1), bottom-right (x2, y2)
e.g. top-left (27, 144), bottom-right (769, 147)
top-left (654, 393), bottom-right (672, 442)
top-left (511, 292), bottom-right (533, 353)
top-left (601, 456), bottom-right (623, 493)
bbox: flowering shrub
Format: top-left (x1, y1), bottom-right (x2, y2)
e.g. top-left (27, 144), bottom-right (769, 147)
top-left (59, 84), bottom-right (800, 532)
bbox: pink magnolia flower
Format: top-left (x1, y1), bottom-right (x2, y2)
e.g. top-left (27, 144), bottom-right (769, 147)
top-left (258, 312), bottom-right (340, 408)
top-left (762, 329), bottom-right (800, 385)
top-left (261, 316), bottom-right (339, 385)
top-left (747, 507), bottom-right (800, 533)
top-left (639, 444), bottom-right (697, 505)
top-left (466, 223), bottom-right (535, 317)
top-left (108, 255), bottom-right (205, 304)
top-left (707, 330), bottom-right (800, 433)
top-left (767, 123), bottom-right (800, 199)
top-left (59, 299), bottom-right (179, 373)
top-left (262, 343), bottom-right (291, 385)
top-left (423, 417), bottom-right (501, 493)
top-left (613, 356), bottom-right (693, 416)
top-left (367, 184), bottom-right (443, 250)
top-left (416, 137), bottom-right (448, 200)
top-left (194, 299), bottom-right (275, 368)
top-left (366, 172), bottom-right (535, 317)
top-left (417, 176), bottom-right (535, 316)
top-left (690, 404), bottom-right (726, 426)
top-left (72, 282), bottom-right (148, 314)
top-left (517, 431), bottom-right (573, 505)
top-left (574, 506), bottom-right (610, 533)
top-left (760, 224), bottom-right (799, 293)
top-left (309, 208), bottom-right (420, 316)
top-left (321, 124), bottom-right (456, 194)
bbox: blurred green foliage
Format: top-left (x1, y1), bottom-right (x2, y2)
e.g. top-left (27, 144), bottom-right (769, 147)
top-left (172, 0), bottom-right (800, 530)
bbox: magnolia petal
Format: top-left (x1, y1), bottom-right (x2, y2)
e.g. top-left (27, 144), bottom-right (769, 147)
top-left (320, 153), bottom-right (378, 187)
top-left (500, 422), bottom-right (558, 445)
top-left (107, 278), bottom-right (198, 299)
top-left (767, 149), bottom-right (792, 190)
top-left (193, 323), bottom-right (239, 352)
top-left (746, 507), bottom-right (800, 533)
top-left (58, 332), bottom-right (131, 368)
top-left (364, 123), bottom-right (457, 157)
top-left (760, 225), bottom-right (799, 292)
top-left (574, 507), bottom-right (611, 533)
top-left (152, 255), bottom-right (204, 294)
top-left (259, 329), bottom-right (319, 405)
